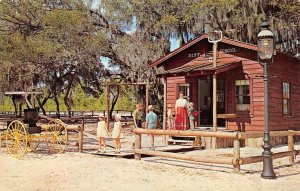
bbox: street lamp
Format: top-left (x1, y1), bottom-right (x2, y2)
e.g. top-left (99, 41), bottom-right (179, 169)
top-left (257, 20), bottom-right (276, 179)
top-left (208, 30), bottom-right (222, 149)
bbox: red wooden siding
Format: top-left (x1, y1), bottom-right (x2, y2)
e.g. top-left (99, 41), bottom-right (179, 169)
top-left (268, 56), bottom-right (300, 131)
top-left (166, 76), bottom-right (185, 113)
top-left (155, 35), bottom-right (300, 132)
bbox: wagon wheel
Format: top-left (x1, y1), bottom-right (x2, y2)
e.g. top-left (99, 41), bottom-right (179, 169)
top-left (5, 120), bottom-right (28, 159)
top-left (47, 119), bottom-right (67, 154)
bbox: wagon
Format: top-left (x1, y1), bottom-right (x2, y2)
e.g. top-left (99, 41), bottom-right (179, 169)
top-left (2, 118), bottom-right (68, 159)
top-left (1, 91), bottom-right (68, 159)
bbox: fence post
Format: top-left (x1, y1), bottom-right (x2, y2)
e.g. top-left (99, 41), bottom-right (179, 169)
top-left (233, 139), bottom-right (241, 172)
top-left (78, 121), bottom-right (84, 153)
top-left (288, 133), bottom-right (294, 163)
top-left (135, 133), bottom-right (141, 160)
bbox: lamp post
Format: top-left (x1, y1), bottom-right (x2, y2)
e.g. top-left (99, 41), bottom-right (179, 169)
top-left (257, 21), bottom-right (276, 179)
top-left (208, 30), bottom-right (222, 149)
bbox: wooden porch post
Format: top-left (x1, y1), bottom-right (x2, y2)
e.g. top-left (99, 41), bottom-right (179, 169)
top-left (212, 42), bottom-right (218, 149)
top-left (146, 79), bottom-right (150, 114)
top-left (106, 85), bottom-right (110, 131)
top-left (163, 78), bottom-right (167, 143)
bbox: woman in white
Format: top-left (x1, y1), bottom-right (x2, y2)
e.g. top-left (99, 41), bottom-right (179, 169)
top-left (174, 93), bottom-right (189, 130)
top-left (112, 114), bottom-right (123, 153)
top-left (97, 114), bottom-right (110, 153)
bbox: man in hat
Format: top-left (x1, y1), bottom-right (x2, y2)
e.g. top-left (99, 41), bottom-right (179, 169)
top-left (145, 105), bottom-right (158, 150)
top-left (132, 103), bottom-right (143, 148)
top-left (133, 103), bottom-right (143, 128)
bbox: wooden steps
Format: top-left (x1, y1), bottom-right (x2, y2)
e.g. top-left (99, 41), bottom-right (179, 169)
top-left (89, 145), bottom-right (201, 159)
top-left (168, 136), bottom-right (201, 146)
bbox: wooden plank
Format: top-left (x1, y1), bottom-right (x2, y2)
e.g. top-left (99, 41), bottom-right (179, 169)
top-left (217, 114), bottom-right (238, 119)
top-left (133, 128), bottom-right (238, 138)
top-left (233, 139), bottom-right (241, 172)
top-left (288, 134), bottom-right (294, 163)
top-left (135, 149), bottom-right (233, 165)
top-left (78, 125), bottom-right (84, 152)
top-left (241, 150), bottom-right (298, 164)
top-left (83, 131), bottom-right (99, 141)
top-left (135, 134), bottom-right (141, 160)
top-left (240, 131), bottom-right (298, 139)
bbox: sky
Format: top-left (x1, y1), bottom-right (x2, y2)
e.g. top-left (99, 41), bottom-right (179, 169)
top-left (93, 0), bottom-right (181, 69)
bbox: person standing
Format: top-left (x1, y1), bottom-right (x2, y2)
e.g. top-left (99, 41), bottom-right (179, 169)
top-left (132, 103), bottom-right (142, 148)
top-left (188, 102), bottom-right (195, 130)
top-left (167, 104), bottom-right (174, 130)
top-left (96, 114), bottom-right (110, 153)
top-left (112, 114), bottom-right (123, 154)
top-left (145, 105), bottom-right (158, 150)
top-left (133, 103), bottom-right (142, 128)
top-left (174, 93), bottom-right (189, 130)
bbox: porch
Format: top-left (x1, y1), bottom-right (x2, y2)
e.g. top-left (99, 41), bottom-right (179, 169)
top-left (160, 58), bottom-right (253, 131)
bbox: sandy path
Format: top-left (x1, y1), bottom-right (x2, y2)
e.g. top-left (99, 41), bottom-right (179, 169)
top-left (0, 151), bottom-right (299, 191)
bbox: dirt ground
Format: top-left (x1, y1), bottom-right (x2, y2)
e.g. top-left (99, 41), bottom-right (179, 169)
top-left (0, 122), bottom-right (300, 191)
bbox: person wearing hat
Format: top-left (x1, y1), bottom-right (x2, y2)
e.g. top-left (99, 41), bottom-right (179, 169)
top-left (96, 113), bottom-right (110, 153)
top-left (145, 105), bottom-right (158, 150)
top-left (112, 114), bottom-right (123, 153)
top-left (132, 103), bottom-right (143, 148)
top-left (133, 103), bottom-right (143, 128)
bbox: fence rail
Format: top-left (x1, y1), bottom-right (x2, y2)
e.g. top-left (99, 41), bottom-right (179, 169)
top-left (0, 110), bottom-right (134, 117)
top-left (133, 129), bottom-right (300, 172)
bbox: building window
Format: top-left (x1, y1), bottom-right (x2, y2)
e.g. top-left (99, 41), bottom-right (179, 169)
top-left (235, 80), bottom-right (250, 111)
top-left (283, 82), bottom-right (291, 115)
top-left (177, 83), bottom-right (190, 101)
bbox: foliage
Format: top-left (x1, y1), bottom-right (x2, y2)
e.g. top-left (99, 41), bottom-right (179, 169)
top-left (0, 85), bottom-right (136, 112)
top-left (1, 0), bottom-right (300, 116)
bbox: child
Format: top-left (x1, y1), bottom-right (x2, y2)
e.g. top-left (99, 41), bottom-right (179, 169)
top-left (112, 114), bottom-right (123, 153)
top-left (145, 105), bottom-right (158, 150)
top-left (188, 102), bottom-right (195, 130)
top-left (133, 103), bottom-right (142, 128)
top-left (96, 114), bottom-right (110, 153)
top-left (132, 103), bottom-right (143, 148)
top-left (167, 104), bottom-right (174, 130)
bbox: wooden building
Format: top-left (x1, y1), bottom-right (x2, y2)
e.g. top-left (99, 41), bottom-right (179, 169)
top-left (151, 34), bottom-right (300, 132)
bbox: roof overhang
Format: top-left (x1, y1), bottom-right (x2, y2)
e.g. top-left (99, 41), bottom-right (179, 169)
top-left (150, 34), bottom-right (258, 68)
top-left (157, 60), bottom-right (242, 78)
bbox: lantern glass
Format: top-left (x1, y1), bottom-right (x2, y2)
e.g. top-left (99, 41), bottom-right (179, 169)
top-left (208, 31), bottom-right (222, 42)
top-left (258, 38), bottom-right (274, 60)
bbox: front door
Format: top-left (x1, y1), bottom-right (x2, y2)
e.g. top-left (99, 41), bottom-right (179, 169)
top-left (198, 78), bottom-right (225, 127)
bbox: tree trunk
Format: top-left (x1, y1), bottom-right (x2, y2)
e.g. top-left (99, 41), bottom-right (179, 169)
top-left (37, 96), bottom-right (49, 115)
top-left (109, 86), bottom-right (119, 119)
top-left (63, 96), bottom-right (72, 118)
top-left (12, 96), bottom-right (18, 117)
top-left (64, 75), bottom-right (75, 118)
top-left (53, 94), bottom-right (60, 118)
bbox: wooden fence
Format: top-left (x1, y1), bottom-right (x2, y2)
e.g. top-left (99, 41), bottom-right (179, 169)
top-left (39, 115), bottom-right (84, 152)
top-left (0, 110), bottom-right (134, 117)
top-left (133, 128), bottom-right (300, 172)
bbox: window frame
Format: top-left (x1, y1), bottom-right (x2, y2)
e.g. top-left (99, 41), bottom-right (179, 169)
top-left (235, 79), bottom-right (251, 113)
top-left (282, 82), bottom-right (292, 116)
top-left (177, 83), bottom-right (190, 102)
